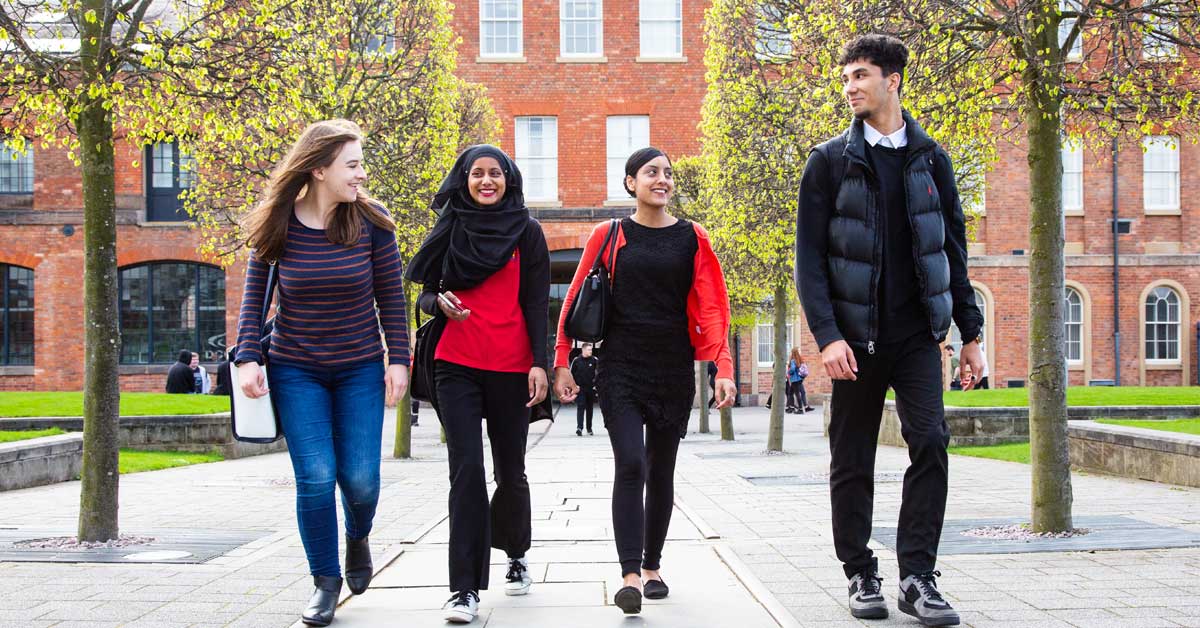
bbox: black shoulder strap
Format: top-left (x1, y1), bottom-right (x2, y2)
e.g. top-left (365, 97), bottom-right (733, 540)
top-left (261, 260), bottom-right (278, 324)
top-left (591, 219), bottom-right (619, 272)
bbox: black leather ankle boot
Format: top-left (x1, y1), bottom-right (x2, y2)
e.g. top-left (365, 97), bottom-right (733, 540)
top-left (301, 575), bottom-right (342, 626)
top-left (345, 535), bottom-right (373, 595)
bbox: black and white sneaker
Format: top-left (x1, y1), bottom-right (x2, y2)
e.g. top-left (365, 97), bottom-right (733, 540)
top-left (504, 557), bottom-right (532, 596)
top-left (442, 590), bottom-right (479, 624)
top-left (898, 572), bottom-right (960, 626)
top-left (848, 567), bottom-right (888, 619)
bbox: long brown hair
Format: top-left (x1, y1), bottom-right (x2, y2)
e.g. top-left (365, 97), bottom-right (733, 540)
top-left (789, 347), bottom-right (803, 366)
top-left (244, 119), bottom-right (395, 262)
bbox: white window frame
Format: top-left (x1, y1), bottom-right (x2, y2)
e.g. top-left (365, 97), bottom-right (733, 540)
top-left (606, 115), bottom-right (650, 200)
top-left (754, 4), bottom-right (792, 60)
top-left (1142, 135), bottom-right (1180, 213)
top-left (1064, 287), bottom-right (1084, 365)
top-left (479, 0), bottom-right (523, 58)
top-left (1061, 139), bottom-right (1083, 213)
top-left (638, 0), bottom-right (682, 59)
top-left (1143, 17), bottom-right (1178, 60)
top-left (0, 142), bottom-right (34, 194)
top-left (756, 321), bottom-right (793, 367)
top-left (1059, 0), bottom-right (1083, 60)
top-left (560, 0), bottom-right (603, 58)
top-left (515, 117), bottom-right (559, 203)
top-left (1144, 286), bottom-right (1181, 364)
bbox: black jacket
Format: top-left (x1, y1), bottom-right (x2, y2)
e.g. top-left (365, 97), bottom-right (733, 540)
top-left (570, 355), bottom-right (598, 390)
top-left (795, 111), bottom-right (982, 351)
top-left (165, 361), bottom-right (195, 394)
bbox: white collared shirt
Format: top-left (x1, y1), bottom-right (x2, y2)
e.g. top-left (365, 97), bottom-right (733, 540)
top-left (864, 120), bottom-right (908, 149)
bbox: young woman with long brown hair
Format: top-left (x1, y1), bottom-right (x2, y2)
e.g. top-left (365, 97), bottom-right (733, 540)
top-left (235, 119), bottom-right (409, 627)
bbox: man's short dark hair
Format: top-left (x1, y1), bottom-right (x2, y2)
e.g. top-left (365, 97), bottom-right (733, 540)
top-left (838, 34), bottom-right (909, 96)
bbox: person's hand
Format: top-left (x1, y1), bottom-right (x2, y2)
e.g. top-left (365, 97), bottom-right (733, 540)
top-left (438, 291), bottom-right (471, 321)
top-left (713, 377), bottom-right (737, 409)
top-left (385, 364), bottom-right (409, 406)
top-left (526, 367), bottom-right (548, 407)
top-left (821, 340), bottom-right (858, 381)
top-left (554, 367), bottom-right (579, 402)
top-left (237, 362), bottom-right (268, 398)
top-left (959, 340), bottom-right (984, 391)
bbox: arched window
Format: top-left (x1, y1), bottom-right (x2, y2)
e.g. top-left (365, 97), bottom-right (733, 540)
top-left (948, 288), bottom-right (988, 353)
top-left (1064, 287), bottom-right (1084, 364)
top-left (1, 264), bottom-right (34, 365)
top-left (118, 262), bottom-right (225, 364)
top-left (1144, 286), bottom-right (1180, 362)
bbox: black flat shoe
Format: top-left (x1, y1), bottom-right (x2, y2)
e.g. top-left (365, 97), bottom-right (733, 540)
top-left (644, 578), bottom-right (669, 599)
top-left (345, 535), bottom-right (372, 595)
top-left (614, 585), bottom-right (642, 614)
top-left (301, 575), bottom-right (342, 626)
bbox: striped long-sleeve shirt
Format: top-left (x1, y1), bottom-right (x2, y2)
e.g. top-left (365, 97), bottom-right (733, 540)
top-left (236, 214), bottom-right (410, 367)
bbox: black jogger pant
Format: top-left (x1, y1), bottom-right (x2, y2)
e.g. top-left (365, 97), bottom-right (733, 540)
top-left (576, 389), bottom-right (594, 432)
top-left (607, 411), bottom-right (682, 576)
top-left (827, 332), bottom-right (949, 580)
top-left (435, 361), bottom-right (532, 592)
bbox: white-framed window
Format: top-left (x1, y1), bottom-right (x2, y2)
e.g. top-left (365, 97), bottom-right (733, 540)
top-left (515, 117), bottom-right (558, 202)
top-left (561, 0), bottom-right (602, 57)
top-left (0, 143), bottom-right (34, 194)
top-left (639, 0), bottom-right (682, 58)
top-left (756, 321), bottom-right (793, 366)
top-left (1145, 286), bottom-right (1180, 362)
top-left (606, 115), bottom-right (650, 200)
top-left (480, 0), bottom-right (522, 57)
top-left (1059, 0), bottom-right (1083, 60)
top-left (1143, 17), bottom-right (1178, 59)
top-left (1065, 287), bottom-right (1083, 365)
top-left (755, 4), bottom-right (792, 60)
top-left (959, 164), bottom-right (986, 214)
top-left (948, 288), bottom-right (988, 354)
top-left (1062, 139), bottom-right (1083, 212)
top-left (1142, 135), bottom-right (1179, 212)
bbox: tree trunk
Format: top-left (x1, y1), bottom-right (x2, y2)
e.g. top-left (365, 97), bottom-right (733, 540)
top-left (720, 405), bottom-right (734, 441)
top-left (766, 282), bottom-right (787, 452)
top-left (76, 0), bottom-right (121, 543)
top-left (1023, 24), bottom-right (1073, 532)
top-left (697, 362), bottom-right (710, 433)
top-left (394, 280), bottom-right (417, 459)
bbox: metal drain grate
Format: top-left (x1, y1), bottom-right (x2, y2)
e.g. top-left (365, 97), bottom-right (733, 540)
top-left (0, 527), bottom-right (270, 564)
top-left (872, 516), bottom-right (1200, 555)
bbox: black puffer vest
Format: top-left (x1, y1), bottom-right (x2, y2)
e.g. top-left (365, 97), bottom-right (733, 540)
top-left (812, 113), bottom-right (953, 351)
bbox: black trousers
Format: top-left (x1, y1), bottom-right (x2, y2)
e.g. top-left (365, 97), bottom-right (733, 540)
top-left (827, 333), bottom-right (949, 580)
top-left (576, 389), bottom-right (594, 432)
top-left (608, 411), bottom-right (681, 576)
top-left (435, 361), bottom-right (532, 592)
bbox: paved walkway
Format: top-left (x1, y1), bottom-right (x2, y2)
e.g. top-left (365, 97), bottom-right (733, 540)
top-left (1, 403), bottom-right (1198, 627)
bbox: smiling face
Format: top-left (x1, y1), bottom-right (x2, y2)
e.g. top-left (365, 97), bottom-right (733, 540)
top-left (841, 59), bottom-right (899, 121)
top-left (189, 353), bottom-right (199, 368)
top-left (312, 139), bottom-right (367, 204)
top-left (467, 156), bottom-right (507, 206)
top-left (625, 155), bottom-right (674, 208)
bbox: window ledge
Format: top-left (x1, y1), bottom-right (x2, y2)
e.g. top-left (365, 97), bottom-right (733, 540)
top-left (526, 200), bottom-right (563, 208)
top-left (1145, 361), bottom-right (1182, 370)
top-left (602, 199), bottom-right (635, 207)
top-left (119, 364), bottom-right (175, 375)
top-left (557, 55), bottom-right (607, 63)
top-left (137, 220), bottom-right (195, 228)
top-left (0, 366), bottom-right (34, 376)
top-left (1067, 362), bottom-right (1085, 371)
top-left (636, 56), bottom-right (687, 63)
top-left (1063, 209), bottom-right (1085, 217)
top-left (1144, 207), bottom-right (1182, 216)
top-left (476, 55), bottom-right (526, 63)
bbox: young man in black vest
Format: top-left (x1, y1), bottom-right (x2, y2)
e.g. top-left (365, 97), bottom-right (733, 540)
top-left (796, 34), bottom-right (984, 627)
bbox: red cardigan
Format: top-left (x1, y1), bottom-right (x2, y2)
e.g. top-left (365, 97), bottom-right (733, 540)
top-left (554, 220), bottom-right (735, 380)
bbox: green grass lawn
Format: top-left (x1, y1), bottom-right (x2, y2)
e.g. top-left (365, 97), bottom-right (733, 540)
top-left (0, 427), bottom-right (67, 443)
top-left (0, 392), bottom-right (230, 418)
top-left (885, 386), bottom-right (1199, 408)
top-left (947, 441), bottom-right (1031, 464)
top-left (1095, 418), bottom-right (1200, 436)
top-left (118, 449), bottom-right (224, 474)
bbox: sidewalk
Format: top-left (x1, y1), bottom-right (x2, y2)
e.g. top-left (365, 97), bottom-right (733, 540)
top-left (1, 403), bottom-right (1198, 627)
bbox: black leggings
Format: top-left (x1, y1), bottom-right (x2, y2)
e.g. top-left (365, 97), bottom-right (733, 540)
top-left (608, 410), bottom-right (682, 576)
top-left (435, 361), bottom-right (531, 592)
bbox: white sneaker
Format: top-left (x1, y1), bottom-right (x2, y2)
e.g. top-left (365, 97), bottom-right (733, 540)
top-left (442, 590), bottom-right (479, 624)
top-left (504, 557), bottom-right (532, 596)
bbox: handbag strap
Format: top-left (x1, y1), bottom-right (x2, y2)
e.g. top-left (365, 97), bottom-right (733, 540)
top-left (590, 218), bottom-right (619, 273)
top-left (260, 260), bottom-right (278, 324)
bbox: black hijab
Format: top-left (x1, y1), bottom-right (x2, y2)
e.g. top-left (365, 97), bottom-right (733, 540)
top-left (406, 145), bottom-right (529, 291)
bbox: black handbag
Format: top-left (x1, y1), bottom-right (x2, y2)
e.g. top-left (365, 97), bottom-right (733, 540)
top-left (230, 260), bottom-right (283, 443)
top-left (410, 302), bottom-right (447, 410)
top-left (564, 219), bottom-right (619, 343)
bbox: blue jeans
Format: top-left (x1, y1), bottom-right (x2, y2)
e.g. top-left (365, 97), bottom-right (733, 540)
top-left (270, 360), bottom-right (385, 577)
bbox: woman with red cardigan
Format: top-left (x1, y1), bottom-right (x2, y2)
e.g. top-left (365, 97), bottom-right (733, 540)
top-left (553, 147), bottom-right (736, 615)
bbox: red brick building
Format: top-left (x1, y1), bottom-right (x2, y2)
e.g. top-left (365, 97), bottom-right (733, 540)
top-left (2, 1), bottom-right (1197, 400)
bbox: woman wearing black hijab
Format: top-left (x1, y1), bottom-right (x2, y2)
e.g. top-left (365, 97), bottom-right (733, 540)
top-left (406, 145), bottom-right (550, 624)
